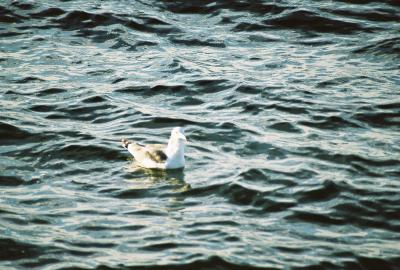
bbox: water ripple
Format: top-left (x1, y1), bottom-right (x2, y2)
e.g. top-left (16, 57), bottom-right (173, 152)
top-left (1, 0), bottom-right (400, 269)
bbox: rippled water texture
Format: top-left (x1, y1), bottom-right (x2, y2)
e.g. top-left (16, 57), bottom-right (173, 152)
top-left (1, 0), bottom-right (400, 269)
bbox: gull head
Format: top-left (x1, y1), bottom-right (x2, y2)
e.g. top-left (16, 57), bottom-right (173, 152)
top-left (170, 127), bottom-right (187, 143)
top-left (165, 127), bottom-right (187, 168)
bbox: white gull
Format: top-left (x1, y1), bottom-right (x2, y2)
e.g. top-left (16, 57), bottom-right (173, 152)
top-left (122, 127), bottom-right (187, 169)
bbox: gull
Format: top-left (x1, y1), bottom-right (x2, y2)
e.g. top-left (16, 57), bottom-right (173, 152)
top-left (122, 127), bottom-right (187, 169)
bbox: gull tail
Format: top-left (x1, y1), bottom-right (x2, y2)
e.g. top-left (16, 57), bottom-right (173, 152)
top-left (121, 139), bottom-right (132, 149)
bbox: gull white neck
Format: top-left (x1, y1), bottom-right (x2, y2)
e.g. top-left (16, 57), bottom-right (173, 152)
top-left (166, 139), bottom-right (184, 157)
top-left (165, 140), bottom-right (185, 168)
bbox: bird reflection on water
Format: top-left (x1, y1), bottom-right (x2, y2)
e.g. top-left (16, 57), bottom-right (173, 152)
top-left (124, 162), bottom-right (191, 197)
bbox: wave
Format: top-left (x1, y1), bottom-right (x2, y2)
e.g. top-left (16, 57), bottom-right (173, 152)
top-left (58, 255), bottom-right (277, 270)
top-left (0, 238), bottom-right (42, 261)
top-left (170, 37), bottom-right (226, 48)
top-left (354, 37), bottom-right (400, 58)
top-left (295, 180), bottom-right (341, 203)
top-left (1, 1), bottom-right (400, 269)
top-left (160, 0), bottom-right (287, 16)
top-left (49, 9), bottom-right (180, 36)
top-left (327, 8), bottom-right (400, 22)
top-left (0, 122), bottom-right (32, 141)
top-left (42, 144), bottom-right (124, 162)
top-left (299, 115), bottom-right (360, 130)
top-left (263, 10), bottom-right (368, 34)
top-left (0, 175), bottom-right (25, 186)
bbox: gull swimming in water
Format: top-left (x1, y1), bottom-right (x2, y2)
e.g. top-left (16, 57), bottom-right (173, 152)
top-left (122, 127), bottom-right (187, 169)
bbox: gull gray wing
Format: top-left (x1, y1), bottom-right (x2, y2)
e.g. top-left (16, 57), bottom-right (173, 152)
top-left (144, 146), bottom-right (167, 163)
top-left (122, 139), bottom-right (167, 164)
top-left (143, 144), bottom-right (167, 162)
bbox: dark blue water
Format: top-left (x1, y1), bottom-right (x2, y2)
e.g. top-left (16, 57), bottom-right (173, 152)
top-left (1, 0), bottom-right (400, 269)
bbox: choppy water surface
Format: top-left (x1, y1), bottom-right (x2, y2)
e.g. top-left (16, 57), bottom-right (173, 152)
top-left (1, 0), bottom-right (400, 269)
